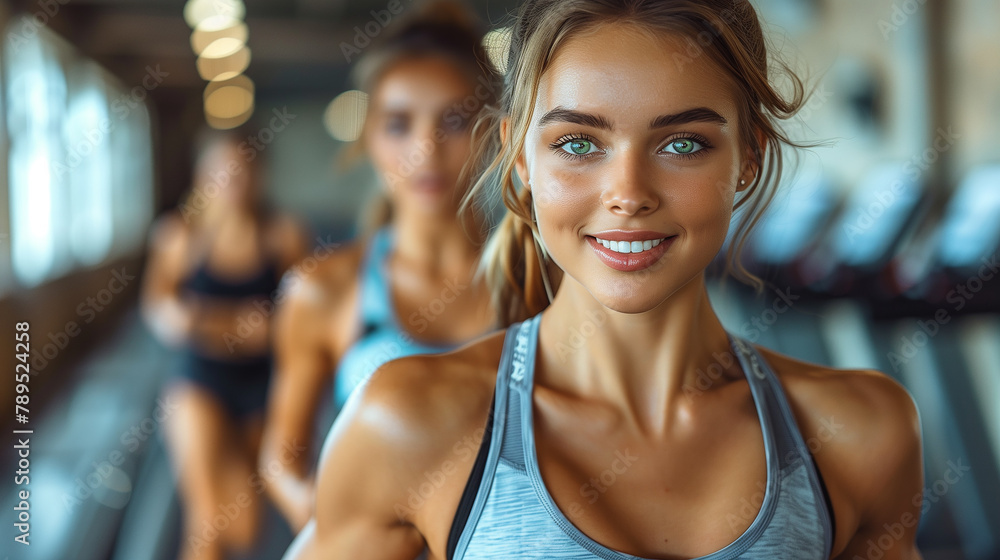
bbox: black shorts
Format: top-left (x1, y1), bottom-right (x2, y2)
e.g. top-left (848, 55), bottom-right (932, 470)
top-left (174, 351), bottom-right (273, 419)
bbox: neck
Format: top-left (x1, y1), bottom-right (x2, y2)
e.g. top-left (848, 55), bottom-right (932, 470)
top-left (201, 200), bottom-right (257, 230)
top-left (537, 272), bottom-right (742, 438)
top-left (389, 206), bottom-right (483, 273)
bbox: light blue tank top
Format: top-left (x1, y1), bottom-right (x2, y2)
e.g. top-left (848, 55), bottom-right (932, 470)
top-left (451, 313), bottom-right (835, 559)
top-left (332, 226), bottom-right (456, 412)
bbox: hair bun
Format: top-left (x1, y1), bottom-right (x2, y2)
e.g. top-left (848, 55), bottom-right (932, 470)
top-left (406, 0), bottom-right (482, 35)
top-left (350, 0), bottom-right (492, 91)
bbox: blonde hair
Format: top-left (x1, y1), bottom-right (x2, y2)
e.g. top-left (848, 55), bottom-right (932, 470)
top-left (461, 0), bottom-right (811, 327)
top-left (338, 0), bottom-right (499, 240)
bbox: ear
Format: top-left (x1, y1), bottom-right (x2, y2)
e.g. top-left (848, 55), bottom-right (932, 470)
top-left (738, 127), bottom-right (766, 192)
top-left (501, 116), bottom-right (531, 190)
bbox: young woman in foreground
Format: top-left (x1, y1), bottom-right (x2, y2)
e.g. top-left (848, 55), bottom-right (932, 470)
top-left (286, 1), bottom-right (924, 558)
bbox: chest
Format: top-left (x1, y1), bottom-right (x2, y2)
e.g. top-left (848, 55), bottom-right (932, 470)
top-left (190, 225), bottom-right (271, 282)
top-left (531, 397), bottom-right (773, 559)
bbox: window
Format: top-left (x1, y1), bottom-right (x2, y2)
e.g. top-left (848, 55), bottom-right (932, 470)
top-left (2, 16), bottom-right (153, 291)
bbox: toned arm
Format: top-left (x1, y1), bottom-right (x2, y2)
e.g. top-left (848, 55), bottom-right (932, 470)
top-left (269, 213), bottom-right (311, 275)
top-left (260, 246), bottom-right (361, 531)
top-left (760, 346), bottom-right (926, 559)
top-left (282, 359), bottom-right (441, 560)
top-left (833, 372), bottom-right (924, 560)
top-left (283, 338), bottom-right (501, 560)
top-left (140, 213), bottom-right (195, 347)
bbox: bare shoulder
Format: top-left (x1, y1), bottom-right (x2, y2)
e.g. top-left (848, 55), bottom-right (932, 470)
top-left (754, 345), bottom-right (920, 446)
top-left (754, 345), bottom-right (923, 548)
top-left (144, 212), bottom-right (197, 277)
top-left (148, 211), bottom-right (191, 253)
top-left (266, 211), bottom-right (305, 239)
top-left (278, 237), bottom-right (365, 318)
top-left (292, 234), bottom-right (365, 288)
top-left (264, 211), bottom-right (310, 265)
top-left (312, 328), bottom-right (507, 552)
top-left (352, 327), bottom-right (507, 452)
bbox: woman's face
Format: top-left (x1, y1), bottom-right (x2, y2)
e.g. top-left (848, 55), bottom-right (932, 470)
top-left (517, 23), bottom-right (753, 313)
top-left (195, 137), bottom-right (259, 209)
top-left (365, 56), bottom-right (480, 217)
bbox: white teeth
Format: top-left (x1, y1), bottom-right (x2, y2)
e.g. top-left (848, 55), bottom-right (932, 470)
top-left (594, 236), bottom-right (667, 254)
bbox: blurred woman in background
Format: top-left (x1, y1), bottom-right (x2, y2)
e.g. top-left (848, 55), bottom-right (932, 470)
top-left (258, 0), bottom-right (499, 533)
top-left (141, 127), bottom-right (307, 560)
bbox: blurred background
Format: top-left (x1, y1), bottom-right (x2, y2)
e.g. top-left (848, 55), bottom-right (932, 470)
top-left (0, 0), bottom-right (998, 558)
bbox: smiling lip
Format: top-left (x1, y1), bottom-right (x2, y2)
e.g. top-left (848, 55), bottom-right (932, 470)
top-left (590, 229), bottom-right (672, 242)
top-left (586, 232), bottom-right (677, 272)
top-left (413, 173), bottom-right (447, 192)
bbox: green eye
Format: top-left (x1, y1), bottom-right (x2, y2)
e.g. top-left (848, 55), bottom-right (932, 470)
top-left (670, 138), bottom-right (695, 154)
top-left (663, 138), bottom-right (705, 156)
top-left (563, 139), bottom-right (594, 155)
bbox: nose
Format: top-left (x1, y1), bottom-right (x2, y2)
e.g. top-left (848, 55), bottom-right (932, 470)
top-left (407, 119), bottom-right (445, 169)
top-left (601, 150), bottom-right (659, 216)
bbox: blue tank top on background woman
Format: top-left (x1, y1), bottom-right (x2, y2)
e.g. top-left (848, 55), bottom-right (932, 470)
top-left (332, 226), bottom-right (458, 412)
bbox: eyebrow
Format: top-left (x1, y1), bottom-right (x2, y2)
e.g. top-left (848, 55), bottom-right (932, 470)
top-left (536, 106), bottom-right (727, 130)
top-left (650, 107), bottom-right (727, 128)
top-left (537, 107), bottom-right (613, 130)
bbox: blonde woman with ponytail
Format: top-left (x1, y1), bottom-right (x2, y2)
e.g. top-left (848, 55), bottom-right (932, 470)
top-left (287, 1), bottom-right (924, 559)
top-left (260, 0), bottom-right (499, 535)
